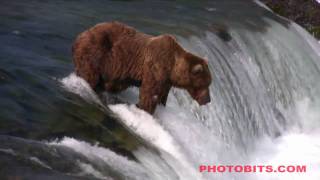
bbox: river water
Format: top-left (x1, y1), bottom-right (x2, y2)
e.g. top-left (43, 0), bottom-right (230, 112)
top-left (1, 0), bottom-right (320, 179)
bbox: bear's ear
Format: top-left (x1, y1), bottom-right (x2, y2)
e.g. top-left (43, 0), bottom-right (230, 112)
top-left (167, 34), bottom-right (177, 41)
top-left (204, 59), bottom-right (208, 65)
top-left (159, 34), bottom-right (177, 42)
top-left (191, 64), bottom-right (204, 74)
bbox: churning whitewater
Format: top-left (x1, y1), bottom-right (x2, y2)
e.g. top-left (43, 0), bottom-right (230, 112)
top-left (59, 16), bottom-right (320, 179)
top-left (2, 0), bottom-right (320, 179)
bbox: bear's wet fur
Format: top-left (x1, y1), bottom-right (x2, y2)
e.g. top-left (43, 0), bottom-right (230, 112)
top-left (73, 21), bottom-right (212, 114)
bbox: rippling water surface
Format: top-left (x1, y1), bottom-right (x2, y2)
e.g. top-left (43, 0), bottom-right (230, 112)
top-left (1, 0), bottom-right (320, 179)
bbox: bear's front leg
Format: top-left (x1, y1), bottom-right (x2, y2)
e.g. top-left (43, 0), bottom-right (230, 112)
top-left (137, 82), bottom-right (165, 114)
top-left (159, 85), bottom-right (171, 106)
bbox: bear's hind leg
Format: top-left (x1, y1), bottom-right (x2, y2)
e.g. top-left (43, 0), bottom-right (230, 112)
top-left (76, 68), bottom-right (100, 91)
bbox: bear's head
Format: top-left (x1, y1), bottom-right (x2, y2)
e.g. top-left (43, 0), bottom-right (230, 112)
top-left (171, 50), bottom-right (212, 106)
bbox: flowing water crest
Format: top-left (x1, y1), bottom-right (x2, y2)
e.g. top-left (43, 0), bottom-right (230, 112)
top-left (1, 0), bottom-right (320, 179)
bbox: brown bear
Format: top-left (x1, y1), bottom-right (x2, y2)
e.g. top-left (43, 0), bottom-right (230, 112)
top-left (72, 21), bottom-right (212, 114)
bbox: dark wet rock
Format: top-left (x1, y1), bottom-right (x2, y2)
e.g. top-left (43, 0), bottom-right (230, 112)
top-left (261, 0), bottom-right (320, 39)
top-left (0, 68), bottom-right (13, 84)
top-left (208, 24), bottom-right (232, 42)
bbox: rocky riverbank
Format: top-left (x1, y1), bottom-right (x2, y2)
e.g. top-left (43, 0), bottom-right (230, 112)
top-left (261, 0), bottom-right (320, 39)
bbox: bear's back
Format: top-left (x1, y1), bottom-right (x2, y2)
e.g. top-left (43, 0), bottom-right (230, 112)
top-left (90, 21), bottom-right (138, 44)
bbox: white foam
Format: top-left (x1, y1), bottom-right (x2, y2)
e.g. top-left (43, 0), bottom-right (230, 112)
top-left (109, 104), bottom-right (204, 180)
top-left (154, 104), bottom-right (245, 180)
top-left (77, 162), bottom-right (112, 180)
top-left (295, 98), bottom-right (320, 132)
top-left (48, 137), bottom-right (151, 180)
top-left (29, 157), bottom-right (52, 170)
top-left (59, 72), bottom-right (320, 180)
top-left (109, 104), bottom-right (181, 157)
top-left (58, 73), bottom-right (245, 179)
top-left (60, 73), bottom-right (102, 105)
top-left (254, 0), bottom-right (273, 12)
top-left (0, 148), bottom-right (16, 156)
top-left (247, 133), bottom-right (320, 180)
top-left (205, 7), bottom-right (216, 12)
top-left (246, 98), bottom-right (320, 180)
top-left (292, 23), bottom-right (320, 59)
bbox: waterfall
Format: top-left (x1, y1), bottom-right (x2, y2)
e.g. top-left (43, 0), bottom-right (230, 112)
top-left (1, 0), bottom-right (320, 179)
top-left (59, 14), bottom-right (320, 180)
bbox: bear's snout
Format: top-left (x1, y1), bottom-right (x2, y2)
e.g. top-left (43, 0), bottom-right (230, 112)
top-left (196, 88), bottom-right (211, 105)
top-left (188, 88), bottom-right (211, 105)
